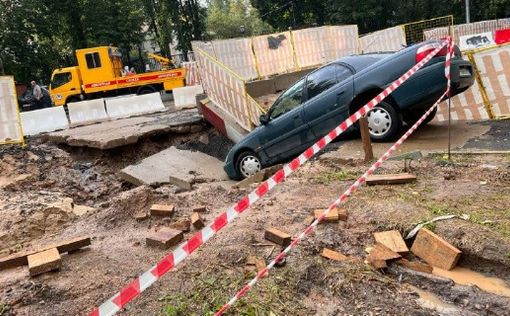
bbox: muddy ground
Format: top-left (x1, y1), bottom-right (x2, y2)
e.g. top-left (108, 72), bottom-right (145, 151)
top-left (0, 126), bottom-right (510, 316)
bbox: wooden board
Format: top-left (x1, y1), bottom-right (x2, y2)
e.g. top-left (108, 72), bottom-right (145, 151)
top-left (146, 228), bottom-right (183, 249)
top-left (365, 173), bottom-right (417, 185)
top-left (150, 204), bottom-right (175, 217)
top-left (264, 228), bottom-right (291, 247)
top-left (28, 248), bottom-right (62, 277)
top-left (0, 236), bottom-right (91, 270)
top-left (314, 208), bottom-right (339, 223)
top-left (374, 230), bottom-right (409, 253)
top-left (191, 212), bottom-right (204, 230)
top-left (396, 258), bottom-right (433, 273)
top-left (411, 228), bottom-right (461, 270)
top-left (367, 243), bottom-right (401, 263)
top-left (321, 248), bottom-right (349, 262)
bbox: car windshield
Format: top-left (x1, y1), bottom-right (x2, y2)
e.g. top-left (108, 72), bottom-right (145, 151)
top-left (51, 72), bottom-right (72, 89)
top-left (269, 79), bottom-right (305, 120)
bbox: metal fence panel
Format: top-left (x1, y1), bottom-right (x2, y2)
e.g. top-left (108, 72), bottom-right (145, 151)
top-left (292, 26), bottom-right (332, 68)
top-left (252, 31), bottom-right (295, 77)
top-left (472, 45), bottom-right (510, 117)
top-left (0, 76), bottom-right (24, 145)
top-left (212, 38), bottom-right (258, 80)
top-left (195, 48), bottom-right (253, 130)
top-left (360, 26), bottom-right (406, 53)
top-left (424, 18), bottom-right (510, 48)
top-left (328, 25), bottom-right (360, 59)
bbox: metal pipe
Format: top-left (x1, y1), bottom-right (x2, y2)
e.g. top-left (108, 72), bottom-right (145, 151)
top-left (465, 0), bottom-right (470, 23)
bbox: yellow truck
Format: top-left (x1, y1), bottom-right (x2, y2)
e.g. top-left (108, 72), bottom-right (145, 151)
top-left (49, 46), bottom-right (185, 106)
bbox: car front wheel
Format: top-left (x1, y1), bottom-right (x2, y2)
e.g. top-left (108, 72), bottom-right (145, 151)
top-left (366, 101), bottom-right (402, 142)
top-left (236, 151), bottom-right (262, 179)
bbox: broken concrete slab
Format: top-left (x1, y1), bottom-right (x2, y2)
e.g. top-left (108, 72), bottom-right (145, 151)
top-left (45, 109), bottom-right (203, 149)
top-left (120, 146), bottom-right (228, 188)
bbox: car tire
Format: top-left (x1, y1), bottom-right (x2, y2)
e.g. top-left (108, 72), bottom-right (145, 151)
top-left (235, 151), bottom-right (262, 180)
top-left (404, 107), bottom-right (437, 126)
top-left (366, 101), bottom-right (402, 142)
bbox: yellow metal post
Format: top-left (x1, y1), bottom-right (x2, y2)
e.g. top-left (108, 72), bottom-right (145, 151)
top-left (466, 52), bottom-right (495, 119)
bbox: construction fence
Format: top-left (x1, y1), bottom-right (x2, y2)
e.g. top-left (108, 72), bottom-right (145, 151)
top-left (0, 76), bottom-right (24, 146)
top-left (192, 25), bottom-right (359, 131)
top-left (422, 19), bottom-right (510, 120)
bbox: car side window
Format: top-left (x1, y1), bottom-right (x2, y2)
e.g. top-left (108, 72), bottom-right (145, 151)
top-left (336, 64), bottom-right (352, 84)
top-left (307, 64), bottom-right (352, 100)
top-left (269, 79), bottom-right (305, 120)
top-left (306, 65), bottom-right (338, 99)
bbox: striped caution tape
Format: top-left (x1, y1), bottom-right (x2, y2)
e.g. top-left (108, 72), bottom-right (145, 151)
top-left (215, 37), bottom-right (453, 315)
top-left (89, 39), bottom-right (448, 316)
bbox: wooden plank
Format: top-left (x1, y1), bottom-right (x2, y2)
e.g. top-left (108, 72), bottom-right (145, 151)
top-left (146, 228), bottom-right (183, 249)
top-left (28, 248), bottom-right (62, 277)
top-left (411, 228), bottom-right (461, 270)
top-left (367, 243), bottom-right (401, 262)
top-left (314, 208), bottom-right (339, 223)
top-left (321, 248), bottom-right (349, 262)
top-left (191, 212), bottom-right (204, 230)
top-left (365, 173), bottom-right (417, 186)
top-left (374, 230), bottom-right (409, 253)
top-left (359, 117), bottom-right (374, 162)
top-left (337, 208), bottom-right (348, 221)
top-left (169, 219), bottom-right (191, 232)
top-left (150, 204), bottom-right (175, 217)
top-left (396, 258), bottom-right (433, 273)
top-left (192, 206), bottom-right (208, 213)
top-left (264, 228), bottom-right (291, 247)
top-left (0, 236), bottom-right (91, 270)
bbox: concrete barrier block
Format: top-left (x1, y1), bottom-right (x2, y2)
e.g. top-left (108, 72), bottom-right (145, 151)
top-left (68, 99), bottom-right (108, 125)
top-left (106, 93), bottom-right (165, 119)
top-left (173, 85), bottom-right (204, 109)
top-left (21, 107), bottom-right (69, 136)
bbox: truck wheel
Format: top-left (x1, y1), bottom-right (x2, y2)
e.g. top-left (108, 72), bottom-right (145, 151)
top-left (137, 86), bottom-right (156, 95)
top-left (366, 101), bottom-right (402, 142)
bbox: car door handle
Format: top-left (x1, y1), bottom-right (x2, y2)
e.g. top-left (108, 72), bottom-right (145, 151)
top-left (70, 88), bottom-right (76, 91)
top-left (337, 91), bottom-right (345, 96)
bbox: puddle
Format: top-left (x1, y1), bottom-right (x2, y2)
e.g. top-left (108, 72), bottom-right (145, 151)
top-left (409, 285), bottom-right (459, 314)
top-left (433, 267), bottom-right (510, 298)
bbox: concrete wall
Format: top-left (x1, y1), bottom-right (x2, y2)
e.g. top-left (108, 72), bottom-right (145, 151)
top-left (245, 68), bottom-right (317, 98)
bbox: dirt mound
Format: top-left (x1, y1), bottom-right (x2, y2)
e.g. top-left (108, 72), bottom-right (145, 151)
top-left (97, 185), bottom-right (153, 228)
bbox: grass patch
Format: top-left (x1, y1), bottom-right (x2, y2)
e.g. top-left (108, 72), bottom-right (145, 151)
top-left (159, 267), bottom-right (308, 315)
top-left (0, 303), bottom-right (9, 316)
top-left (317, 170), bottom-right (359, 183)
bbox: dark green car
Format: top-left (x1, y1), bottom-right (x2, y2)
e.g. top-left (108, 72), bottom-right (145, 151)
top-left (224, 40), bottom-right (474, 179)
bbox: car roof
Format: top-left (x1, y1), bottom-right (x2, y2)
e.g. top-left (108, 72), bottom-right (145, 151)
top-left (335, 53), bottom-right (394, 72)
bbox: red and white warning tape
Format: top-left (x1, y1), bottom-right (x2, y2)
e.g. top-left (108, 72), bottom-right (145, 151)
top-left (215, 37), bottom-right (453, 315)
top-left (89, 40), bottom-right (448, 316)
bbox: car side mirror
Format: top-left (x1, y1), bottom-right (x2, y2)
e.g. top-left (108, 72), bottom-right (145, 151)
top-left (259, 114), bottom-right (269, 125)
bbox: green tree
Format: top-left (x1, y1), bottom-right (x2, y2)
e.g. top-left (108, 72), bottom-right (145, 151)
top-left (207, 0), bottom-right (272, 39)
top-left (250, 0), bottom-right (327, 31)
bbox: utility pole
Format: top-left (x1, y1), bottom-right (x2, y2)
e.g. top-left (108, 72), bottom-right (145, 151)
top-left (465, 0), bottom-right (470, 23)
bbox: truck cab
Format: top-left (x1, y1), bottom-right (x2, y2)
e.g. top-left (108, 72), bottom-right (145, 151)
top-left (50, 66), bottom-right (82, 106)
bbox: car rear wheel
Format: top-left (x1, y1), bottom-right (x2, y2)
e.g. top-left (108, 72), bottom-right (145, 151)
top-left (236, 151), bottom-right (261, 179)
top-left (366, 101), bottom-right (401, 142)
